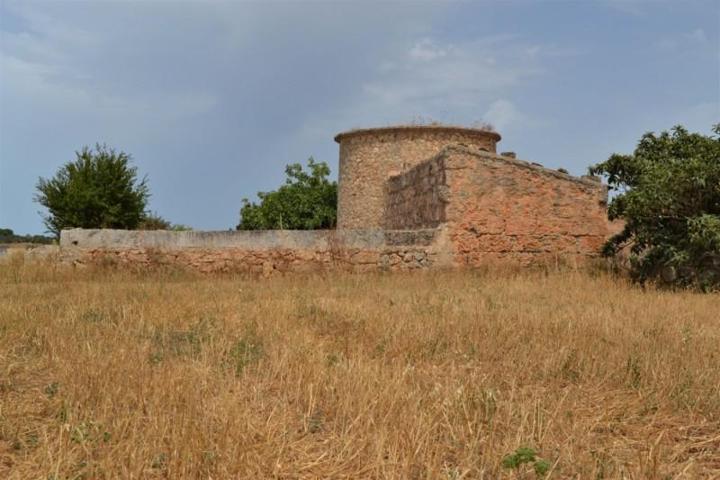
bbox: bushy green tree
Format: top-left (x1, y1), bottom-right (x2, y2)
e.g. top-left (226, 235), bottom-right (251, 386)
top-left (36, 144), bottom-right (149, 237)
top-left (169, 224), bottom-right (193, 232)
top-left (237, 158), bottom-right (337, 230)
top-left (0, 228), bottom-right (54, 244)
top-left (138, 212), bottom-right (172, 230)
top-left (589, 125), bottom-right (720, 290)
top-left (138, 212), bottom-right (193, 231)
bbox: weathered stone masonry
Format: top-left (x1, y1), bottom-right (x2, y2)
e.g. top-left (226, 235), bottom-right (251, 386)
top-left (336, 126), bottom-right (500, 230)
top-left (385, 153), bottom-right (449, 230)
top-left (60, 125), bottom-right (616, 272)
top-left (60, 228), bottom-right (445, 273)
top-left (446, 147), bottom-right (608, 265)
top-left (382, 144), bottom-right (611, 266)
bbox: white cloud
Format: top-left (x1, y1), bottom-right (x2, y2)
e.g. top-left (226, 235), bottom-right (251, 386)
top-left (357, 36), bottom-right (543, 124)
top-left (658, 27), bottom-right (709, 50)
top-left (1, 50), bottom-right (217, 131)
top-left (0, 3), bottom-right (225, 142)
top-left (483, 99), bottom-right (524, 131)
top-left (686, 28), bottom-right (707, 43)
top-left (602, 0), bottom-right (677, 16)
top-left (525, 45), bottom-right (542, 57)
top-left (408, 38), bottom-right (448, 62)
top-left (290, 34), bottom-right (552, 152)
top-left (603, 0), bottom-right (647, 16)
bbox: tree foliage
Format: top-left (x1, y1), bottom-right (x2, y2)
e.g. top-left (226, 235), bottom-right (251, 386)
top-left (138, 212), bottom-right (172, 230)
top-left (138, 212), bottom-right (193, 231)
top-left (237, 158), bottom-right (337, 230)
top-left (0, 228), bottom-right (54, 244)
top-left (35, 144), bottom-right (149, 237)
top-left (589, 125), bottom-right (720, 290)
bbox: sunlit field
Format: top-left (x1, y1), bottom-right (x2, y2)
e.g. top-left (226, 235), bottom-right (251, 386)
top-left (1, 256), bottom-right (719, 479)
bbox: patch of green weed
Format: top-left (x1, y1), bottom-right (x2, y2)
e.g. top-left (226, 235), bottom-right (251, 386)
top-left (502, 447), bottom-right (552, 478)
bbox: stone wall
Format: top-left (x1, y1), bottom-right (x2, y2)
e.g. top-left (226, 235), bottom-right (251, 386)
top-left (55, 126), bottom-right (616, 273)
top-left (436, 146), bottom-right (612, 266)
top-left (59, 228), bottom-right (446, 274)
top-left (335, 126), bottom-right (500, 230)
top-left (384, 154), bottom-right (449, 230)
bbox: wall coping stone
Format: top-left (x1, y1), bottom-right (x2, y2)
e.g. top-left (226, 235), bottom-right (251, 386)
top-left (397, 144), bottom-right (607, 189)
top-left (334, 125), bottom-right (501, 143)
top-left (59, 228), bottom-right (440, 250)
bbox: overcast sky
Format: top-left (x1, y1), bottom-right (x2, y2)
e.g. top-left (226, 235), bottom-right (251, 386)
top-left (1, 0), bottom-right (718, 234)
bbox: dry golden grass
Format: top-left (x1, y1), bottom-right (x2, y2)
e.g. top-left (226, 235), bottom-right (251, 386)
top-left (1, 256), bottom-right (719, 479)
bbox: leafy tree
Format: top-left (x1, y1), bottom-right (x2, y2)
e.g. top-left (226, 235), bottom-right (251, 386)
top-left (589, 125), bottom-right (720, 290)
top-left (138, 212), bottom-right (193, 231)
top-left (0, 228), bottom-right (54, 244)
top-left (36, 144), bottom-right (149, 237)
top-left (237, 158), bottom-right (337, 230)
top-left (138, 212), bottom-right (172, 230)
top-left (170, 224), bottom-right (193, 231)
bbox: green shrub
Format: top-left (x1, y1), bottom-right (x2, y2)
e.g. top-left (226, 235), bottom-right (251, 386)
top-left (237, 158), bottom-right (337, 230)
top-left (138, 212), bottom-right (171, 230)
top-left (36, 144), bottom-right (149, 237)
top-left (501, 447), bottom-right (551, 477)
top-left (590, 125), bottom-right (720, 290)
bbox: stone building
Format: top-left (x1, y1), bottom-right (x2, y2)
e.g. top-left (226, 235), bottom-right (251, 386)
top-left (335, 126), bottom-right (501, 230)
top-left (334, 125), bottom-right (612, 267)
top-left (60, 125), bottom-right (615, 273)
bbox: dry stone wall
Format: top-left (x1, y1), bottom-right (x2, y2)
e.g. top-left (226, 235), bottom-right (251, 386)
top-left (59, 229), bottom-right (445, 274)
top-left (436, 146), bottom-right (612, 266)
top-left (385, 154), bottom-right (449, 230)
top-left (56, 125), bottom-right (616, 273)
top-left (335, 126), bottom-right (500, 230)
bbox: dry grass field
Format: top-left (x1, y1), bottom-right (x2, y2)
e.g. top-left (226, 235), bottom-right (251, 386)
top-left (1, 257), bottom-right (719, 479)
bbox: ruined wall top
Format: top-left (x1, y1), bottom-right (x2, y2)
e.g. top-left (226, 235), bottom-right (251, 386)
top-left (334, 125), bottom-right (501, 145)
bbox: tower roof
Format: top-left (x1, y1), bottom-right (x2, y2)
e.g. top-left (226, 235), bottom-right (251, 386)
top-left (334, 124), bottom-right (501, 143)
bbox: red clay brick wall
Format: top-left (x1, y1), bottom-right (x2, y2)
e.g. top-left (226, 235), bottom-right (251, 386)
top-left (440, 147), bottom-right (611, 266)
top-left (384, 155), bottom-right (449, 230)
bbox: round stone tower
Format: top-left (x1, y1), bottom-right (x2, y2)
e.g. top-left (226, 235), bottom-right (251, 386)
top-left (334, 125), bottom-right (501, 230)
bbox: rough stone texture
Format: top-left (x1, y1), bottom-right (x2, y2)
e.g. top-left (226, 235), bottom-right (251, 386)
top-left (335, 126), bottom-right (500, 230)
top-left (436, 146), bottom-right (612, 266)
top-left (385, 154), bottom-right (449, 230)
top-left (61, 228), bottom-right (378, 250)
top-left (57, 125), bottom-right (619, 272)
top-left (59, 228), bottom-right (445, 274)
